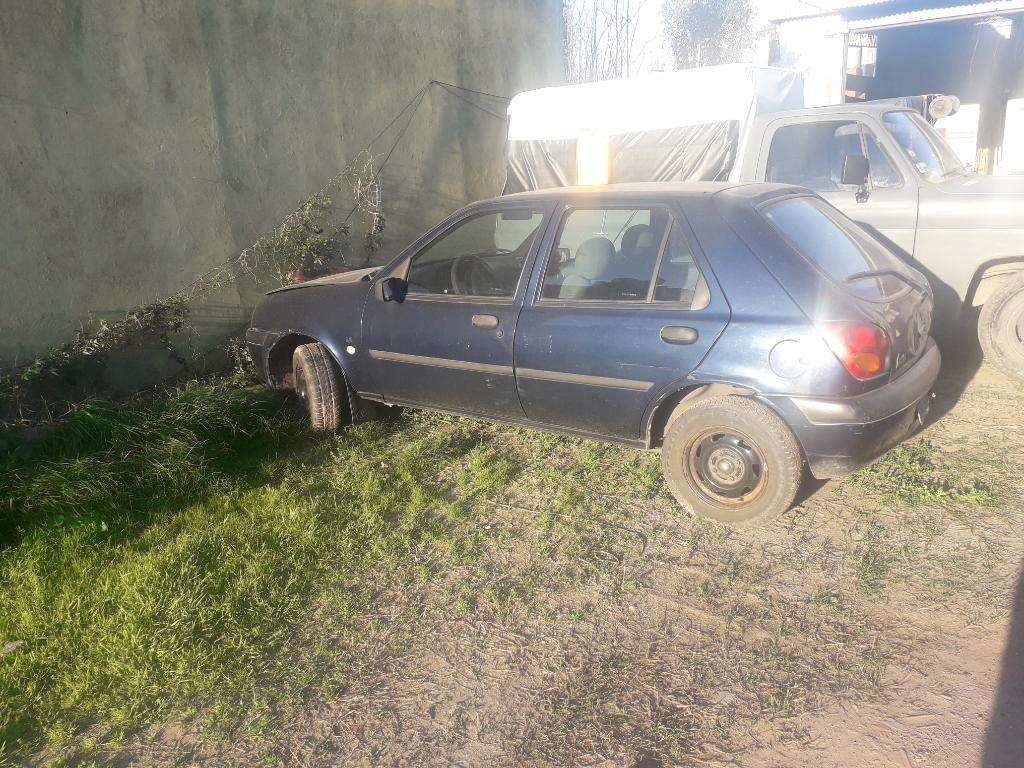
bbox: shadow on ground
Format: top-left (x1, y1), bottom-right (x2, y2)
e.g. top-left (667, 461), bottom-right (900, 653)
top-left (983, 560), bottom-right (1024, 768)
top-left (929, 315), bottom-right (985, 423)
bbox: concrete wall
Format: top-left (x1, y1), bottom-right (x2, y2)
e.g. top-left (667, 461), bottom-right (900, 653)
top-left (0, 0), bottom-right (565, 365)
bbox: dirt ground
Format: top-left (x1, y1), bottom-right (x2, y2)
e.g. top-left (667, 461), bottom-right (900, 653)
top-left (120, 350), bottom-right (1024, 768)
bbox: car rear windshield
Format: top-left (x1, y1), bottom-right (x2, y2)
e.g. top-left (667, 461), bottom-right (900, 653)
top-left (761, 195), bottom-right (911, 300)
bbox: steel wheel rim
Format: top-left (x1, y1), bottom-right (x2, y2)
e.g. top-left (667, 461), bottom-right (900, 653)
top-left (684, 428), bottom-right (768, 507)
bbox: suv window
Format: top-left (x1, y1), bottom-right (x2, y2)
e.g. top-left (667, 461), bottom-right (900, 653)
top-left (406, 208), bottom-right (545, 298)
top-left (762, 196), bottom-right (909, 299)
top-left (540, 207), bottom-right (709, 308)
top-left (766, 120), bottom-right (901, 191)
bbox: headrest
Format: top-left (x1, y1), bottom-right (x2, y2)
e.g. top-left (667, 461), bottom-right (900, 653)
top-left (574, 237), bottom-right (614, 280)
top-left (621, 224), bottom-right (655, 256)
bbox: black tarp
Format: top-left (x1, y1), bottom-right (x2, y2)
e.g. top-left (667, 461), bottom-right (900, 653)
top-left (504, 138), bottom-right (578, 193)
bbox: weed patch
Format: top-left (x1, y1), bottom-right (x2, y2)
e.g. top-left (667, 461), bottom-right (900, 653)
top-left (848, 439), bottom-right (998, 507)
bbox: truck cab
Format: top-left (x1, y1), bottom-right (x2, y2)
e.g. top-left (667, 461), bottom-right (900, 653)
top-left (739, 104), bottom-right (1024, 380)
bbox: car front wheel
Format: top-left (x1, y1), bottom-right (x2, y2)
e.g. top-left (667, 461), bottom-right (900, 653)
top-left (978, 275), bottom-right (1024, 385)
top-left (292, 342), bottom-right (347, 432)
top-left (661, 395), bottom-right (803, 525)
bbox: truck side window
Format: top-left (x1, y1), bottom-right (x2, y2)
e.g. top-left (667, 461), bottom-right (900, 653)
top-left (766, 121), bottom-right (901, 191)
top-left (406, 209), bottom-right (545, 298)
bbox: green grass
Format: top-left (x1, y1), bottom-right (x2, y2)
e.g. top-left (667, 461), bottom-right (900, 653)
top-left (848, 439), bottom-right (998, 507)
top-left (0, 376), bottom-right (665, 763)
top-left (0, 377), bottom-right (530, 762)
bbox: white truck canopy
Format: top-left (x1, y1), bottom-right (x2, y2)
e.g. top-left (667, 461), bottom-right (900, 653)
top-left (504, 64), bottom-right (804, 191)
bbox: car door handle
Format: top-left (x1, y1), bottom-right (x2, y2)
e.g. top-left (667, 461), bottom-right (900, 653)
top-left (661, 325), bottom-right (698, 345)
top-left (471, 314), bottom-right (499, 329)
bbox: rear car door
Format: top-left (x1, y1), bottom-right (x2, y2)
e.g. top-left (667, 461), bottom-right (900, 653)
top-left (360, 202), bottom-right (550, 418)
top-left (514, 198), bottom-right (730, 441)
top-left (760, 116), bottom-right (919, 258)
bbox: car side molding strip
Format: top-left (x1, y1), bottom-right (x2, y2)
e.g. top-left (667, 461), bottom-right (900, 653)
top-left (368, 349), bottom-right (513, 376)
top-left (367, 350), bottom-right (655, 392)
top-left (516, 367), bottom-right (654, 392)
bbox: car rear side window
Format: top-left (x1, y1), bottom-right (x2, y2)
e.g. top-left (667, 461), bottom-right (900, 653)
top-left (652, 222), bottom-right (710, 308)
top-left (761, 196), bottom-right (907, 299)
top-left (540, 206), bottom-right (709, 308)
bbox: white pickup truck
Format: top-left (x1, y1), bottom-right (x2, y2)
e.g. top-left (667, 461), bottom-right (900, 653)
top-left (505, 65), bottom-right (1024, 384)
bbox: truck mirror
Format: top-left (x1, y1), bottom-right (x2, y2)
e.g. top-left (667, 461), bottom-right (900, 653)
top-left (842, 154), bottom-right (870, 187)
top-left (381, 276), bottom-right (407, 303)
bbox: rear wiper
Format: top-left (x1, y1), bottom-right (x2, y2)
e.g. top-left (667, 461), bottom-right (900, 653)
top-left (844, 268), bottom-right (928, 295)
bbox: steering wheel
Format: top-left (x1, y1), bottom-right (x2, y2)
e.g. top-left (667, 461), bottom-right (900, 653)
top-left (450, 252), bottom-right (504, 296)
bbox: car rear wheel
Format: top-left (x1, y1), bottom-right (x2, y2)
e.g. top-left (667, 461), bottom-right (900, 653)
top-left (661, 395), bottom-right (803, 525)
top-left (978, 275), bottom-right (1024, 385)
top-left (292, 342), bottom-right (348, 432)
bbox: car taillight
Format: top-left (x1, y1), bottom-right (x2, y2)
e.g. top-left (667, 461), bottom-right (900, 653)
top-left (821, 322), bottom-right (890, 380)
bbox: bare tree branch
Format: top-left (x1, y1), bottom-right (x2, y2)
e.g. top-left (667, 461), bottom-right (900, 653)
top-left (564, 0), bottom-right (652, 83)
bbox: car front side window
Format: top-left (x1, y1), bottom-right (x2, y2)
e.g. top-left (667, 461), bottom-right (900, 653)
top-left (405, 208), bottom-right (545, 298)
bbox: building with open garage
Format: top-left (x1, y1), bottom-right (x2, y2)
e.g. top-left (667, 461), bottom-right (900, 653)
top-left (770, 0), bottom-right (1024, 174)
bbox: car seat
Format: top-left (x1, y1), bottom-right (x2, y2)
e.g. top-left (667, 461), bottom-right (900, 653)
top-left (559, 237), bottom-right (614, 300)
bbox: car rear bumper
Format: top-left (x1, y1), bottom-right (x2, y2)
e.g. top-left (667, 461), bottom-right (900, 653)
top-left (768, 338), bottom-right (941, 479)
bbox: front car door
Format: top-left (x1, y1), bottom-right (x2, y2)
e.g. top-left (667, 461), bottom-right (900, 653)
top-left (360, 202), bottom-right (551, 418)
top-left (514, 197), bottom-right (730, 441)
top-left (760, 115), bottom-right (919, 259)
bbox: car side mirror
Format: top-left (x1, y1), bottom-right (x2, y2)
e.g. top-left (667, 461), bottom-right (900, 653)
top-left (842, 154), bottom-right (871, 202)
top-left (380, 276), bottom-right (407, 303)
top-left (842, 154), bottom-right (870, 187)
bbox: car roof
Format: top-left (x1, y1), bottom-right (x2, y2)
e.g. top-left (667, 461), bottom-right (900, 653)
top-left (489, 181), bottom-right (796, 204)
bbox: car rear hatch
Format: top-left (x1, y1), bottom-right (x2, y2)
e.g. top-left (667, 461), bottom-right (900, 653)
top-left (759, 194), bottom-right (933, 380)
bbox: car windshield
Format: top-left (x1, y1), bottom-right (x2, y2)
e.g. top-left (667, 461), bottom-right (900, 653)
top-left (882, 110), bottom-right (965, 182)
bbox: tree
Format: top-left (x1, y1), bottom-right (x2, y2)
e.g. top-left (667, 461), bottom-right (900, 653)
top-left (564, 0), bottom-right (651, 83)
top-left (661, 0), bottom-right (756, 70)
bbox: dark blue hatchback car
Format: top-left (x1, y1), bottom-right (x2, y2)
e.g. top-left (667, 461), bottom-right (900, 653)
top-left (247, 182), bottom-right (940, 524)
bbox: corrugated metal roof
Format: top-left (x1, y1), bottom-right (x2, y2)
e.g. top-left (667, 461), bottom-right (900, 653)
top-left (773, 0), bottom-right (1022, 21)
top-left (848, 0), bottom-right (1024, 28)
top-left (827, 0), bottom-right (901, 8)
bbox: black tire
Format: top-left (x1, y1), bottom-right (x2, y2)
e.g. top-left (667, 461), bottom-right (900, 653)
top-left (661, 395), bottom-right (803, 525)
top-left (978, 275), bottom-right (1024, 385)
top-left (292, 342), bottom-right (347, 432)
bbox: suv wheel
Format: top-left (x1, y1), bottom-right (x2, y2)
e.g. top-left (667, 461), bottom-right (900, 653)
top-left (979, 275), bottom-right (1024, 385)
top-left (292, 342), bottom-right (348, 432)
top-left (661, 396), bottom-right (803, 525)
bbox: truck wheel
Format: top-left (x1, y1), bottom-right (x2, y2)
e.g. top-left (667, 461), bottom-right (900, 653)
top-left (292, 342), bottom-right (347, 432)
top-left (661, 396), bottom-right (803, 525)
top-left (978, 275), bottom-right (1024, 385)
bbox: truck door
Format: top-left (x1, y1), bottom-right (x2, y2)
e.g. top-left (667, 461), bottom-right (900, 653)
top-left (759, 116), bottom-right (919, 260)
